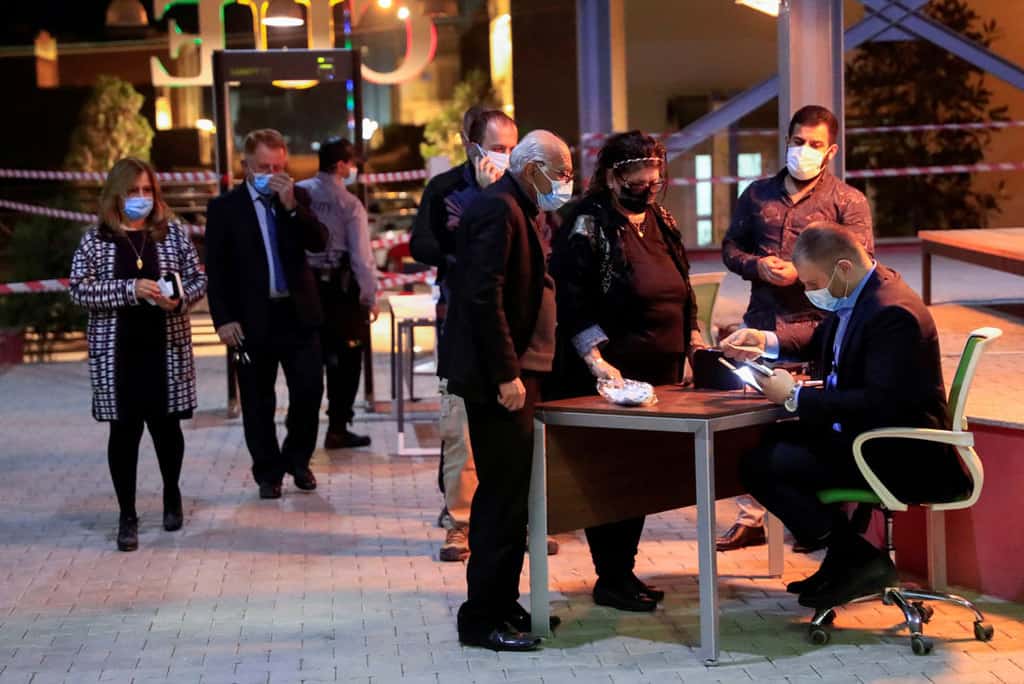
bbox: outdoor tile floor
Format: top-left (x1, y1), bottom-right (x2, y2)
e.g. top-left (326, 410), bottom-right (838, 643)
top-left (1, 246), bottom-right (1023, 683)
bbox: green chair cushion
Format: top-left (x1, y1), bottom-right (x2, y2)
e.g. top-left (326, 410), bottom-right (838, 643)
top-left (817, 488), bottom-right (882, 505)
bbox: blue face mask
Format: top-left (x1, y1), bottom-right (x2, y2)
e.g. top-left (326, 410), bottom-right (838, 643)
top-left (804, 265), bottom-right (849, 311)
top-left (534, 165), bottom-right (573, 212)
top-left (123, 196), bottom-right (153, 221)
top-left (250, 173), bottom-right (274, 196)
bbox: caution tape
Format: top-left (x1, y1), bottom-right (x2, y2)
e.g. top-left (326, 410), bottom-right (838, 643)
top-left (377, 269), bottom-right (434, 289)
top-left (0, 167), bottom-right (428, 185)
top-left (0, 278), bottom-right (71, 295)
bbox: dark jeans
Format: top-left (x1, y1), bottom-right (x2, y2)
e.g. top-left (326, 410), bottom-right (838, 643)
top-left (237, 299), bottom-right (324, 485)
top-left (740, 425), bottom-right (864, 547)
top-left (457, 374), bottom-right (541, 638)
top-left (107, 416), bottom-right (184, 519)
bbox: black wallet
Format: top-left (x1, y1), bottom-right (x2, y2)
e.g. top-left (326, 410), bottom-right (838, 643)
top-left (691, 348), bottom-right (746, 390)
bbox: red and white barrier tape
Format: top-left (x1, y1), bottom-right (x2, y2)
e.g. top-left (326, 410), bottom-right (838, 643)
top-left (665, 160), bottom-right (1024, 186)
top-left (376, 269), bottom-right (434, 289)
top-left (369, 232), bottom-right (412, 250)
top-left (0, 167), bottom-right (428, 185)
top-left (0, 278), bottom-right (71, 295)
top-left (0, 199), bottom-right (206, 236)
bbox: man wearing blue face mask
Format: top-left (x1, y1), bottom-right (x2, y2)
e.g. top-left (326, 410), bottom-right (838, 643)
top-left (441, 130), bottom-right (573, 651)
top-left (206, 128), bottom-right (329, 500)
top-left (720, 224), bottom-right (969, 610)
top-left (717, 104), bottom-right (875, 553)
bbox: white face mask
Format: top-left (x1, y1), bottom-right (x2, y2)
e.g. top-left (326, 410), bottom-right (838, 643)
top-left (535, 165), bottom-right (573, 212)
top-left (804, 265), bottom-right (849, 311)
top-left (484, 150), bottom-right (510, 174)
top-left (343, 165), bottom-right (358, 186)
top-left (786, 144), bottom-right (827, 181)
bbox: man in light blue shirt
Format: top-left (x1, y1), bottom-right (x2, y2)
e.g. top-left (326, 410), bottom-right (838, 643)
top-left (298, 137), bottom-right (379, 449)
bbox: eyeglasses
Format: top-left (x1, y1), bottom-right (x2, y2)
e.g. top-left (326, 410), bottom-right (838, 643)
top-left (617, 177), bottom-right (665, 194)
top-left (538, 161), bottom-right (574, 183)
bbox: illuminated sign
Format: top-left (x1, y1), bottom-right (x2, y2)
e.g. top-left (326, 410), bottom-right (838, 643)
top-left (151, 0), bottom-right (437, 87)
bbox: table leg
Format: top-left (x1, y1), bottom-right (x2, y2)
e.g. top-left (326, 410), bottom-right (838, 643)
top-left (395, 322), bottom-right (405, 451)
top-left (766, 512), bottom-right (784, 578)
top-left (695, 423), bottom-right (719, 664)
top-left (390, 310), bottom-right (397, 398)
top-left (528, 418), bottom-right (551, 637)
top-left (922, 248), bottom-right (933, 305)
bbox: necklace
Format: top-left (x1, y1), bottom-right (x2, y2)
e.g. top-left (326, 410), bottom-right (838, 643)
top-left (628, 214), bottom-right (646, 238)
top-left (123, 229), bottom-right (147, 271)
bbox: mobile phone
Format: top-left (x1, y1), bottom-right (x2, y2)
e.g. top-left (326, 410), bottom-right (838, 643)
top-left (718, 357), bottom-right (763, 392)
top-left (467, 142), bottom-right (484, 164)
top-left (742, 359), bottom-right (775, 378)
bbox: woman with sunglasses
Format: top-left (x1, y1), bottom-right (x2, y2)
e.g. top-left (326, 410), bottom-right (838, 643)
top-left (548, 130), bottom-right (704, 612)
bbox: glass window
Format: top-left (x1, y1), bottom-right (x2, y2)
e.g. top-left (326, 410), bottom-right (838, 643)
top-left (736, 153), bottom-right (763, 196)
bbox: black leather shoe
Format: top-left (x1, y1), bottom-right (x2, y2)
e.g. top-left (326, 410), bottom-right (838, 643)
top-left (460, 629), bottom-right (541, 652)
top-left (593, 577), bottom-right (658, 612)
top-left (798, 553), bottom-right (898, 609)
top-left (259, 482), bottom-right (282, 499)
top-left (292, 469), bottom-right (317, 491)
top-left (787, 544), bottom-right (841, 594)
top-left (628, 573), bottom-right (665, 603)
top-left (324, 429), bottom-right (372, 449)
top-left (716, 523), bottom-right (766, 551)
top-left (504, 603), bottom-right (561, 633)
top-left (117, 516), bottom-right (139, 552)
top-left (163, 490), bottom-right (183, 531)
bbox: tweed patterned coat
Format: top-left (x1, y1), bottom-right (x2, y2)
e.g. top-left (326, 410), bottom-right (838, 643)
top-left (69, 223), bottom-right (207, 421)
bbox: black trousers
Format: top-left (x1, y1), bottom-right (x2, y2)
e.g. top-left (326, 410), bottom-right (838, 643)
top-left (107, 416), bottom-right (184, 519)
top-left (324, 340), bottom-right (363, 429)
top-left (236, 300), bottom-right (324, 485)
top-left (457, 375), bottom-right (541, 637)
top-left (317, 275), bottom-right (367, 430)
top-left (740, 425), bottom-right (864, 547)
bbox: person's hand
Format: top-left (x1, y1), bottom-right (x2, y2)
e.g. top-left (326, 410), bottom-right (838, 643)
top-left (134, 278), bottom-right (162, 302)
top-left (758, 368), bottom-right (796, 405)
top-left (473, 154), bottom-right (503, 188)
top-left (368, 304), bottom-right (380, 324)
top-left (720, 328), bottom-right (767, 361)
top-left (689, 329), bottom-right (708, 352)
top-left (757, 256), bottom-right (796, 286)
top-left (768, 259), bottom-right (799, 286)
top-left (153, 295), bottom-right (180, 312)
top-left (269, 173), bottom-right (296, 210)
top-left (217, 322), bottom-right (245, 347)
top-left (497, 377), bottom-right (527, 411)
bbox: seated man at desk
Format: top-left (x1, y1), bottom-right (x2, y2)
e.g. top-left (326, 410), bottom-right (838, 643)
top-left (721, 224), bottom-right (969, 609)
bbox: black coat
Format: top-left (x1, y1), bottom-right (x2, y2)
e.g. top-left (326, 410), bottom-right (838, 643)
top-left (546, 192), bottom-right (699, 400)
top-left (439, 173), bottom-right (548, 403)
top-left (409, 162), bottom-right (474, 281)
top-left (784, 264), bottom-right (970, 503)
top-left (205, 184), bottom-right (329, 345)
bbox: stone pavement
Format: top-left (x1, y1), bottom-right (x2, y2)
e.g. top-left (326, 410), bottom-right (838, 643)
top-left (2, 246), bottom-right (1024, 684)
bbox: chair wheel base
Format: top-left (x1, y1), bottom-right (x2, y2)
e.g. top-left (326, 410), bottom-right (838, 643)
top-left (808, 626), bottom-right (831, 645)
top-left (974, 621), bottom-right (995, 642)
top-left (911, 635), bottom-right (933, 655)
top-left (911, 601), bottom-right (934, 623)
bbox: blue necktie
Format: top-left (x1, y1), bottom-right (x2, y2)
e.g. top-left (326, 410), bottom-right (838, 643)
top-left (259, 197), bottom-right (289, 294)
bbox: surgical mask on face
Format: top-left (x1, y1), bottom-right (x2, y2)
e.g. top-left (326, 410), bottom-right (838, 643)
top-left (617, 186), bottom-right (655, 213)
top-left (535, 165), bottom-right (573, 211)
top-left (123, 196), bottom-right (153, 221)
top-left (250, 172), bottom-right (274, 196)
top-left (804, 265), bottom-right (848, 311)
top-left (344, 166), bottom-right (358, 186)
top-left (786, 144), bottom-right (827, 181)
top-left (484, 150), bottom-right (510, 174)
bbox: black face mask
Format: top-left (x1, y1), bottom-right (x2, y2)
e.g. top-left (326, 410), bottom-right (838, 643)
top-left (617, 187), bottom-right (654, 213)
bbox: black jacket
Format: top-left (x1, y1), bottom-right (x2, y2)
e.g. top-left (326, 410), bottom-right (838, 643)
top-left (409, 162), bottom-right (476, 282)
top-left (205, 184), bottom-right (329, 345)
top-left (785, 264), bottom-right (970, 503)
top-left (547, 192), bottom-right (699, 399)
top-left (439, 173), bottom-right (548, 402)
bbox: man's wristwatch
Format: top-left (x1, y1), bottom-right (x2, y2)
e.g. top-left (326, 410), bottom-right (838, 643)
top-left (784, 382), bottom-right (802, 413)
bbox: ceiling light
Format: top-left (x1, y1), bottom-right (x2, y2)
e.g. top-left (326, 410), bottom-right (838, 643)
top-left (263, 0), bottom-right (305, 27)
top-left (735, 0), bottom-right (779, 17)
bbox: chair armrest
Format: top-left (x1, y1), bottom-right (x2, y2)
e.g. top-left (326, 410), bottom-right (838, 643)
top-left (852, 428), bottom-right (975, 511)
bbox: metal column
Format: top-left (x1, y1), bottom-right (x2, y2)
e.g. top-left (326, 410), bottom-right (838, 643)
top-left (777, 0), bottom-right (846, 178)
top-left (575, 0), bottom-right (627, 180)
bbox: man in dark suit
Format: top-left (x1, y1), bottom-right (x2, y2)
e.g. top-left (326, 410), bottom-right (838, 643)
top-left (722, 224), bottom-right (969, 609)
top-left (206, 128), bottom-right (329, 500)
top-left (440, 130), bottom-right (573, 652)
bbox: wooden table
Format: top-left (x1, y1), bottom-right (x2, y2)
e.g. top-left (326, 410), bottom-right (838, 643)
top-left (918, 228), bottom-right (1024, 304)
top-left (528, 386), bottom-right (788, 664)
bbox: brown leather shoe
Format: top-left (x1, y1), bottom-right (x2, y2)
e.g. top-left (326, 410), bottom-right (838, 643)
top-left (715, 523), bottom-right (766, 551)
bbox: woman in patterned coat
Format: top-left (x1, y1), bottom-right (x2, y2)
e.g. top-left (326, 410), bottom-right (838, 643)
top-left (69, 158), bottom-right (207, 551)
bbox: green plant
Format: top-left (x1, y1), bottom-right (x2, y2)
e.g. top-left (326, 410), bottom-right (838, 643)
top-left (0, 199), bottom-right (87, 358)
top-left (419, 69), bottom-right (499, 164)
top-left (64, 75), bottom-right (154, 172)
top-left (845, 0), bottom-right (1007, 237)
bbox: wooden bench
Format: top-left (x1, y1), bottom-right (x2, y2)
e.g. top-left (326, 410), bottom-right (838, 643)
top-left (918, 228), bottom-right (1024, 305)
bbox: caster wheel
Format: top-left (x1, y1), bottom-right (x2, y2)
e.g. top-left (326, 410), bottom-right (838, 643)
top-left (974, 621), bottom-right (995, 642)
top-left (809, 627), bottom-right (830, 645)
top-left (911, 601), bottom-right (934, 624)
top-left (820, 609), bottom-right (836, 626)
top-left (911, 635), bottom-right (933, 655)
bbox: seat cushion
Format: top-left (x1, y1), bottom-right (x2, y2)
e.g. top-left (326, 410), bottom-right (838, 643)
top-left (817, 488), bottom-right (882, 505)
